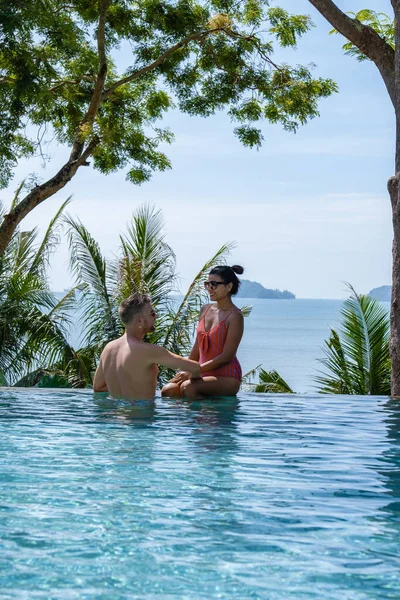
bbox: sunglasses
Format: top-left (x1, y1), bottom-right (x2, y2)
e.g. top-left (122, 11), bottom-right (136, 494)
top-left (204, 280), bottom-right (226, 290)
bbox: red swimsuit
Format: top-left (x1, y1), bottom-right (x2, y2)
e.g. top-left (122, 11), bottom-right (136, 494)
top-left (197, 306), bottom-right (242, 382)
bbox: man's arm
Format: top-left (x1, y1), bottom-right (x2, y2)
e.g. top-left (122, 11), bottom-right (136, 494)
top-left (150, 345), bottom-right (201, 378)
top-left (93, 359), bottom-right (108, 392)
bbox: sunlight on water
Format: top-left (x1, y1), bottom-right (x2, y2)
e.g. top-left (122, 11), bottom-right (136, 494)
top-left (1, 389), bottom-right (399, 599)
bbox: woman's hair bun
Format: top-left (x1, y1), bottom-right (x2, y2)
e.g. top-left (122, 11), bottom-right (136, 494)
top-left (231, 264), bottom-right (244, 275)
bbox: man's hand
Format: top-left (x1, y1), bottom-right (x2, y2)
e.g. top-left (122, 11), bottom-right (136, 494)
top-left (170, 371), bottom-right (190, 384)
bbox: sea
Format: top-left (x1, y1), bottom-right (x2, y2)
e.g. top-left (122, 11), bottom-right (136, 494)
top-left (234, 297), bottom-right (390, 393)
top-left (66, 297), bottom-right (390, 394)
top-left (236, 298), bottom-right (344, 393)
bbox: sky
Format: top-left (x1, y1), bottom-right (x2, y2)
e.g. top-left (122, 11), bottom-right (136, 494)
top-left (1, 0), bottom-right (395, 299)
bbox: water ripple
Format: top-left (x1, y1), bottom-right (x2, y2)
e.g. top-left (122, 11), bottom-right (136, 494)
top-left (0, 389), bottom-right (400, 599)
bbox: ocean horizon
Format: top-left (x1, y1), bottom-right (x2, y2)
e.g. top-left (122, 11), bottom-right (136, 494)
top-left (55, 295), bottom-right (390, 394)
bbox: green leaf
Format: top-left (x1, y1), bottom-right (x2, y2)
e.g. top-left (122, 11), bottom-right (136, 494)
top-left (330, 10), bottom-right (394, 61)
top-left (315, 284), bottom-right (390, 395)
top-left (253, 368), bottom-right (294, 393)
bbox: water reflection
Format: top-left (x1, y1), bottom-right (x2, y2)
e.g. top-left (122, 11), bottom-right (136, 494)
top-left (380, 399), bottom-right (400, 518)
top-left (169, 397), bottom-right (240, 448)
top-left (183, 397), bottom-right (240, 427)
top-left (92, 392), bottom-right (156, 425)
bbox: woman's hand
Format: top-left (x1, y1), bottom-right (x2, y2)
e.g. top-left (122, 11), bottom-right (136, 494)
top-left (170, 371), bottom-right (190, 384)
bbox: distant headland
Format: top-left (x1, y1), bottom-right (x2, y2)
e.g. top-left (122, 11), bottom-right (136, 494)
top-left (368, 285), bottom-right (391, 302)
top-left (237, 279), bottom-right (295, 299)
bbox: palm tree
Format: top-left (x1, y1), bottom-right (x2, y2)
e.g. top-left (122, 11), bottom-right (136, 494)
top-left (65, 203), bottom-right (235, 386)
top-left (250, 285), bottom-right (391, 396)
top-left (0, 188), bottom-right (79, 386)
top-left (316, 285), bottom-right (390, 395)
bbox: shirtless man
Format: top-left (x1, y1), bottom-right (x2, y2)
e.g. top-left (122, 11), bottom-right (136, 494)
top-left (93, 293), bottom-right (201, 399)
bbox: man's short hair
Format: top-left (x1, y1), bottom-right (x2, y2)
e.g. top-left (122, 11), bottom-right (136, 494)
top-left (118, 292), bottom-right (151, 325)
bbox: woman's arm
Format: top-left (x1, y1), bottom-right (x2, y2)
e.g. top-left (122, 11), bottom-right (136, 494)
top-left (189, 336), bottom-right (199, 361)
top-left (169, 305), bottom-right (208, 382)
top-left (200, 311), bottom-right (244, 373)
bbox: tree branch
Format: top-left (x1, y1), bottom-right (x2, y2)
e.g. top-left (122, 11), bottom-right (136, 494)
top-left (49, 75), bottom-right (95, 93)
top-left (307, 0), bottom-right (396, 107)
top-left (0, 135), bottom-right (101, 257)
top-left (69, 0), bottom-right (110, 162)
top-left (0, 76), bottom-right (15, 85)
top-left (102, 29), bottom-right (213, 99)
top-left (102, 27), bottom-right (280, 100)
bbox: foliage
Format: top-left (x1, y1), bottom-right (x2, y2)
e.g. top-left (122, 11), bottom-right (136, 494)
top-left (330, 10), bottom-right (394, 62)
top-left (0, 197), bottom-right (238, 388)
top-left (316, 285), bottom-right (390, 395)
top-left (65, 215), bottom-right (122, 352)
top-left (0, 189), bottom-right (78, 385)
top-left (252, 367), bottom-right (294, 393)
top-left (65, 202), bottom-right (234, 385)
top-left (252, 285), bottom-right (390, 396)
top-left (0, 0), bottom-right (337, 192)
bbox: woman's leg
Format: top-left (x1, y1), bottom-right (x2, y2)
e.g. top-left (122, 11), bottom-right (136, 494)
top-left (161, 382), bottom-right (182, 398)
top-left (180, 376), bottom-right (240, 400)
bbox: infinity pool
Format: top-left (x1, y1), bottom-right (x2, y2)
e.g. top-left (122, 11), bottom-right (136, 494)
top-left (1, 389), bottom-right (399, 599)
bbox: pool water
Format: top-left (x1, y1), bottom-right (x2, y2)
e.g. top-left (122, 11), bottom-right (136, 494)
top-left (1, 389), bottom-right (400, 599)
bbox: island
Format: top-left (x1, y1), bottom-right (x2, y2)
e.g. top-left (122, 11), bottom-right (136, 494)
top-left (237, 279), bottom-right (295, 299)
top-left (368, 285), bottom-right (391, 302)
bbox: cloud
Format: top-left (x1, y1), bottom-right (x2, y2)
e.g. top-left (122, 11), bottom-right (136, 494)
top-left (168, 129), bottom-right (393, 160)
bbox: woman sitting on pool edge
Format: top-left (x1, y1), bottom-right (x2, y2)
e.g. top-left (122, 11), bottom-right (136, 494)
top-left (162, 265), bottom-right (244, 400)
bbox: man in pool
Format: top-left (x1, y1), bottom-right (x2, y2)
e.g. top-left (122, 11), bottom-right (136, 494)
top-left (93, 293), bottom-right (201, 399)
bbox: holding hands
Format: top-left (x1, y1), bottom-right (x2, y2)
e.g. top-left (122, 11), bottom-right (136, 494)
top-left (170, 370), bottom-right (197, 384)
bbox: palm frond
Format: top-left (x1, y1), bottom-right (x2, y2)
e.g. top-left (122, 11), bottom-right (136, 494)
top-left (240, 364), bottom-right (262, 391)
top-left (13, 228), bottom-right (40, 275)
top-left (315, 329), bottom-right (355, 394)
top-left (0, 200), bottom-right (87, 387)
top-left (118, 203), bottom-right (176, 310)
top-left (253, 368), bottom-right (294, 394)
top-left (13, 368), bottom-right (51, 387)
top-left (315, 285), bottom-right (390, 395)
top-left (47, 287), bottom-right (79, 334)
top-left (162, 242), bottom-right (235, 351)
top-left (58, 344), bottom-right (98, 388)
top-left (10, 180), bottom-right (25, 211)
top-left (240, 304), bottom-right (253, 317)
top-left (65, 215), bottom-right (120, 347)
top-left (30, 197), bottom-right (72, 277)
top-left (0, 369), bottom-right (8, 386)
top-left (242, 364), bottom-right (262, 382)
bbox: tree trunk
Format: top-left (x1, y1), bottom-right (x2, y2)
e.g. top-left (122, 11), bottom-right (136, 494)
top-left (0, 136), bottom-right (99, 257)
top-left (388, 175), bottom-right (400, 396)
top-left (306, 0), bottom-right (400, 396)
top-left (390, 1), bottom-right (400, 397)
top-left (0, 163), bottom-right (80, 257)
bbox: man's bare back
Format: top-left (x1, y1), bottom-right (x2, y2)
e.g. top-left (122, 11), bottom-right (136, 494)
top-left (95, 336), bottom-right (159, 399)
top-left (93, 293), bottom-right (201, 400)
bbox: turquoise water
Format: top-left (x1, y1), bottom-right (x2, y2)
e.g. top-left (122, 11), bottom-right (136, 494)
top-left (1, 389), bottom-right (400, 599)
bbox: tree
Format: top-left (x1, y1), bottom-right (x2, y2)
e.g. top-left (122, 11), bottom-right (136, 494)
top-left (65, 202), bottom-right (235, 385)
top-left (251, 286), bottom-right (390, 396)
top-left (0, 188), bottom-right (78, 385)
top-left (0, 0), bottom-right (336, 255)
top-left (315, 286), bottom-right (390, 395)
top-left (304, 2), bottom-right (399, 396)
